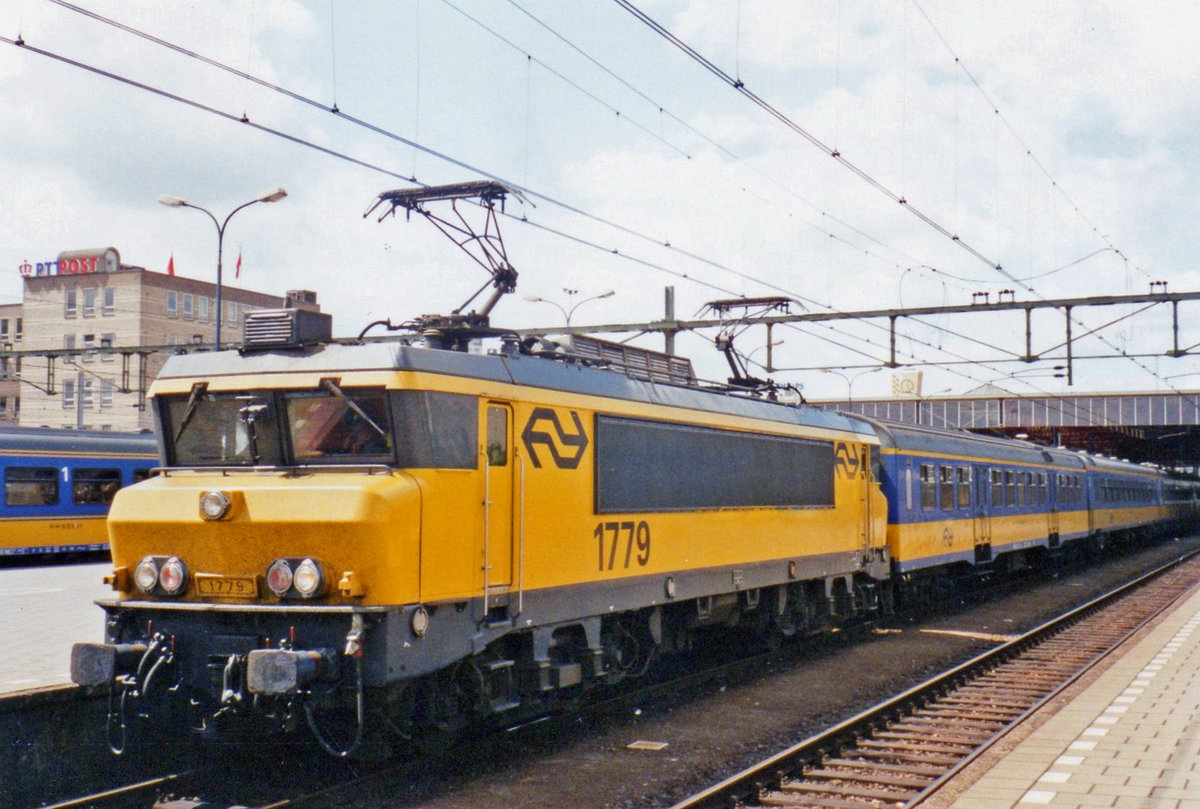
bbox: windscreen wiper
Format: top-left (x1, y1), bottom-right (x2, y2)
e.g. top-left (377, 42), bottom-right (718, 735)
top-left (173, 382), bottom-right (209, 444)
top-left (320, 379), bottom-right (387, 439)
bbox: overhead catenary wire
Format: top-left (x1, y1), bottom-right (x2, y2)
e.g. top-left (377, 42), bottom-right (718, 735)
top-left (610, 0), bottom-right (1008, 277)
top-left (7, 10), bottom-right (1188, 401)
top-left (37, 0), bottom-right (1031, 375)
top-left (609, 0), bottom-right (1181, 391)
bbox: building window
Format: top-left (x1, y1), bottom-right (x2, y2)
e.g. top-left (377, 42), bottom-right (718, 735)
top-left (101, 333), bottom-right (115, 362)
top-left (0, 396), bottom-right (7, 413)
top-left (15, 318), bottom-right (22, 341)
top-left (100, 379), bottom-right (114, 407)
top-left (83, 288), bottom-right (96, 317)
top-left (0, 319), bottom-right (8, 340)
top-left (197, 296), bottom-right (208, 323)
top-left (63, 379), bottom-right (75, 409)
top-left (166, 334), bottom-right (177, 346)
top-left (0, 358), bottom-right (8, 379)
top-left (64, 334), bottom-right (76, 352)
top-left (81, 378), bottom-right (93, 408)
top-left (103, 287), bottom-right (115, 316)
top-left (182, 293), bottom-right (194, 320)
top-left (65, 288), bottom-right (77, 318)
top-left (167, 291), bottom-right (178, 317)
top-left (82, 334), bottom-right (96, 362)
top-left (226, 300), bottom-right (238, 327)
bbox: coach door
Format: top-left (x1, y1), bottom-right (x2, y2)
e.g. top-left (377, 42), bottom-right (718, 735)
top-left (1047, 472), bottom-right (1061, 548)
top-left (972, 464), bottom-right (992, 563)
top-left (483, 403), bottom-right (515, 590)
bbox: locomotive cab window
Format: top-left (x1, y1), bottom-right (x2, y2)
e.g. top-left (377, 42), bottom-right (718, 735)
top-left (286, 386), bottom-right (392, 463)
top-left (485, 406), bottom-right (508, 466)
top-left (162, 388), bottom-right (284, 466)
top-left (5, 467), bottom-right (58, 506)
top-left (390, 391), bottom-right (476, 469)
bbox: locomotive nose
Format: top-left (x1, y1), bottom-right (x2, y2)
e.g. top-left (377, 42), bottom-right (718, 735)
top-left (106, 471), bottom-right (421, 605)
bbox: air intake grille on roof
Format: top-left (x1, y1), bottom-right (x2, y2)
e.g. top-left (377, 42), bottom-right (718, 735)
top-left (243, 308), bottom-right (332, 350)
top-left (569, 335), bottom-right (695, 385)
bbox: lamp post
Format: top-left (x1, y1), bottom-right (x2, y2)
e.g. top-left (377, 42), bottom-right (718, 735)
top-left (819, 366), bottom-right (881, 405)
top-left (159, 188), bottom-right (287, 349)
top-left (524, 288), bottom-right (615, 327)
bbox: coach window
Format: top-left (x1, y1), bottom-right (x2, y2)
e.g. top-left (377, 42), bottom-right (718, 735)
top-left (939, 465), bottom-right (955, 510)
top-left (73, 468), bottom-right (121, 505)
top-left (5, 467), bottom-right (58, 506)
top-left (957, 467), bottom-right (971, 508)
top-left (990, 469), bottom-right (1003, 508)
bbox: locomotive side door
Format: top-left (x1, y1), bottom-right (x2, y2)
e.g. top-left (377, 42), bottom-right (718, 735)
top-left (972, 463), bottom-right (992, 563)
top-left (483, 402), bottom-right (515, 589)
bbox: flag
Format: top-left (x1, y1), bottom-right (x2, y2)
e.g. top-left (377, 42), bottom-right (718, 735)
top-left (167, 254), bottom-right (175, 276)
top-left (235, 250), bottom-right (242, 279)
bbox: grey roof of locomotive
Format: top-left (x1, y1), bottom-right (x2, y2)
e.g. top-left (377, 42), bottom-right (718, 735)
top-left (155, 341), bottom-right (876, 438)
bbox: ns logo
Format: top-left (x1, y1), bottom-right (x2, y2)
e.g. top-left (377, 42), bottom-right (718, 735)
top-left (833, 442), bottom-right (867, 479)
top-left (521, 408), bottom-right (589, 469)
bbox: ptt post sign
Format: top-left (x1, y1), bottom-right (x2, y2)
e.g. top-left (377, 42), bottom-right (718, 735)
top-left (18, 247), bottom-right (120, 278)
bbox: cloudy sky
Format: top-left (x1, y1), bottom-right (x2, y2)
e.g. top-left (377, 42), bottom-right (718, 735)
top-left (2, 0), bottom-right (1199, 399)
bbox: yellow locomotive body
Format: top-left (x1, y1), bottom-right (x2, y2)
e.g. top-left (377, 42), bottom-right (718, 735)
top-left (80, 332), bottom-right (888, 751)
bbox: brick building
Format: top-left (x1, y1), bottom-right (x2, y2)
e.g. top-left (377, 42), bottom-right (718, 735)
top-left (10, 247), bottom-right (321, 431)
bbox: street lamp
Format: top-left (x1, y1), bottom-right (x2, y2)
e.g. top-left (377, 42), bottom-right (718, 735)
top-left (159, 188), bottom-right (287, 349)
top-left (819, 366), bottom-right (881, 404)
top-left (524, 288), bottom-right (615, 327)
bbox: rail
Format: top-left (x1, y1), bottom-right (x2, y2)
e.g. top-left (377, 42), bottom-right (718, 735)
top-left (670, 548), bottom-right (1200, 809)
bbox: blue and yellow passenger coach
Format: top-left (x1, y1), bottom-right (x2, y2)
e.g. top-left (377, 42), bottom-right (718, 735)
top-left (870, 419), bottom-right (1179, 596)
top-left (0, 427), bottom-right (155, 561)
top-left (74, 317), bottom-right (890, 753)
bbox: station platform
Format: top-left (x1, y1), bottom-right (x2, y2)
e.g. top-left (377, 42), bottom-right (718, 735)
top-left (943, 582), bottom-right (1200, 808)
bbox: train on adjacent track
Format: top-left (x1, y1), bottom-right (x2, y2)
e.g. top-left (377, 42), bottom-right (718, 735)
top-left (0, 427), bottom-right (156, 562)
top-left (70, 184), bottom-right (1200, 757)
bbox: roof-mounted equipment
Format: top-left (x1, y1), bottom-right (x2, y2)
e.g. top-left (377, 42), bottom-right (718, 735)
top-left (702, 296), bottom-right (795, 390)
top-left (567, 334), bottom-right (695, 385)
top-left (242, 308), bottom-right (333, 352)
top-left (366, 181), bottom-right (527, 349)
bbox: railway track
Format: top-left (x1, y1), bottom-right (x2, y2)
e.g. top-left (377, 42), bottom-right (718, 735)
top-left (672, 549), bottom-right (1200, 809)
top-left (38, 772), bottom-right (197, 809)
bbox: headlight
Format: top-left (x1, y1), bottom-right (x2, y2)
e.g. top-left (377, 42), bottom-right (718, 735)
top-left (159, 557), bottom-right (188, 595)
top-left (134, 557), bottom-right (159, 594)
top-left (199, 490), bottom-right (232, 521)
top-left (292, 558), bottom-right (325, 599)
top-left (266, 559), bottom-right (293, 597)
